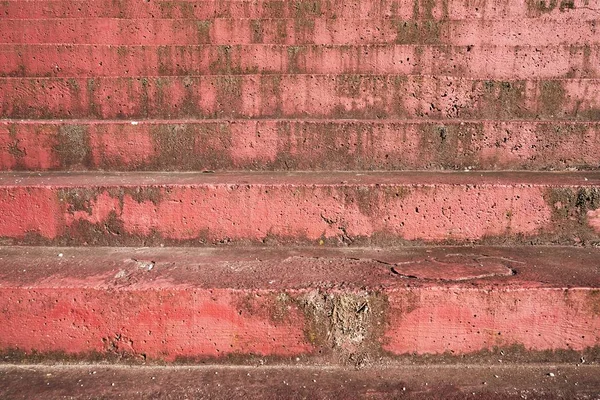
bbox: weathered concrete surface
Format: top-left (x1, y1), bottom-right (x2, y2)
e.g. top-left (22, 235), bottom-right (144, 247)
top-left (1, 364), bottom-right (599, 400)
top-left (0, 171), bottom-right (599, 246)
top-left (3, 44), bottom-right (600, 79)
top-left (2, 18), bottom-right (599, 46)
top-left (2, 76), bottom-right (600, 120)
top-left (1, 0), bottom-right (597, 19)
top-left (2, 120), bottom-right (599, 171)
top-left (0, 246), bottom-right (598, 362)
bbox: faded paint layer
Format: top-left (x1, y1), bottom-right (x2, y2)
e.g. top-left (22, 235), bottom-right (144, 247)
top-left (0, 171), bottom-right (598, 245)
top-left (1, 120), bottom-right (599, 171)
top-left (0, 246), bottom-right (598, 361)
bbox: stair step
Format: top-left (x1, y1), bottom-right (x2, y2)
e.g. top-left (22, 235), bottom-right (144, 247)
top-left (2, 120), bottom-right (599, 172)
top-left (1, 364), bottom-right (600, 399)
top-left (3, 44), bottom-right (600, 79)
top-left (2, 18), bottom-right (598, 46)
top-left (0, 245), bottom-right (598, 361)
top-left (0, 171), bottom-right (598, 246)
top-left (2, 76), bottom-right (599, 120)
top-left (1, 0), bottom-right (596, 20)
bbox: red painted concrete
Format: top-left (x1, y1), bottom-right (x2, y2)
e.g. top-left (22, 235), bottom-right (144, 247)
top-left (0, 0), bottom-right (597, 376)
top-left (385, 289), bottom-right (599, 354)
top-left (0, 246), bottom-right (598, 360)
top-left (2, 76), bottom-right (599, 120)
top-left (1, 0), bottom-right (597, 20)
top-left (1, 0), bottom-right (596, 20)
top-left (0, 287), bottom-right (311, 359)
top-left (3, 44), bottom-right (599, 79)
top-left (0, 171), bottom-right (597, 245)
top-left (1, 120), bottom-right (599, 171)
top-left (1, 18), bottom-right (598, 46)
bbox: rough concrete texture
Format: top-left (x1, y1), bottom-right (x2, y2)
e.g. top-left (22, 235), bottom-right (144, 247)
top-left (2, 75), bottom-right (600, 120)
top-left (1, 364), bottom-right (599, 400)
top-left (1, 0), bottom-right (600, 394)
top-left (2, 120), bottom-right (600, 171)
top-left (2, 17), bottom-right (600, 46)
top-left (0, 0), bottom-right (597, 19)
top-left (3, 44), bottom-right (600, 79)
top-left (0, 171), bottom-right (598, 246)
top-left (0, 246), bottom-right (599, 363)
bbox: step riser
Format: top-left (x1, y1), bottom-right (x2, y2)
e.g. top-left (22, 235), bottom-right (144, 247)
top-left (1, 19), bottom-right (597, 46)
top-left (1, 175), bottom-right (599, 245)
top-left (2, 76), bottom-right (599, 120)
top-left (0, 245), bottom-right (598, 362)
top-left (0, 0), bottom-right (594, 20)
top-left (1, 286), bottom-right (597, 361)
top-left (2, 121), bottom-right (600, 171)
top-left (3, 44), bottom-right (599, 79)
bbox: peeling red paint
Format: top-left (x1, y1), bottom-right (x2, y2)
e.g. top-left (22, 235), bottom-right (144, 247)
top-left (383, 288), bottom-right (600, 354)
top-left (0, 172), bottom-right (585, 244)
top-left (0, 0), bottom-right (595, 20)
top-left (0, 246), bottom-right (598, 360)
top-left (3, 44), bottom-right (600, 79)
top-left (1, 0), bottom-right (599, 368)
top-left (2, 76), bottom-right (600, 120)
top-left (2, 120), bottom-right (600, 171)
top-left (0, 288), bottom-right (311, 360)
top-left (1, 18), bottom-right (597, 46)
top-left (0, 188), bottom-right (63, 240)
top-left (587, 208), bottom-right (600, 233)
top-left (0, 172), bottom-right (597, 245)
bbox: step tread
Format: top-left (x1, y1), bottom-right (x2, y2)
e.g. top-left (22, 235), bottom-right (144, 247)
top-left (1, 171), bottom-right (598, 246)
top-left (0, 246), bottom-right (599, 362)
top-left (1, 364), bottom-right (599, 400)
top-left (0, 170), bottom-right (599, 187)
top-left (1, 245), bottom-right (599, 289)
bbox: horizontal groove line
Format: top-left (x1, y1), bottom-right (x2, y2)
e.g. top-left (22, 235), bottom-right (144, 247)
top-left (5, 74), bottom-right (599, 79)
top-left (9, 42), bottom-right (595, 46)
top-left (3, 17), bottom-right (600, 21)
top-left (0, 363), bottom-right (597, 370)
top-left (0, 169), bottom-right (600, 179)
top-left (2, 43), bottom-right (599, 48)
top-left (2, 118), bottom-right (600, 124)
top-left (0, 171), bottom-right (598, 190)
top-left (1, 75), bottom-right (599, 81)
top-left (0, 170), bottom-right (597, 175)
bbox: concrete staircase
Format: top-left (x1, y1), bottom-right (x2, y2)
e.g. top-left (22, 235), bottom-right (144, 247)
top-left (1, 0), bottom-right (600, 397)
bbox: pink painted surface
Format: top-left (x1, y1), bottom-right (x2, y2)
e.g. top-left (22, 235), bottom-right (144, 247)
top-left (0, 171), bottom-right (597, 244)
top-left (2, 120), bottom-right (599, 171)
top-left (0, 0), bottom-right (597, 20)
top-left (1, 76), bottom-right (599, 120)
top-left (0, 187), bottom-right (63, 240)
top-left (1, 18), bottom-right (598, 46)
top-left (384, 288), bottom-right (600, 354)
top-left (2, 44), bottom-right (599, 79)
top-left (587, 208), bottom-right (600, 233)
top-left (0, 246), bottom-right (598, 359)
top-left (0, 288), bottom-right (311, 360)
